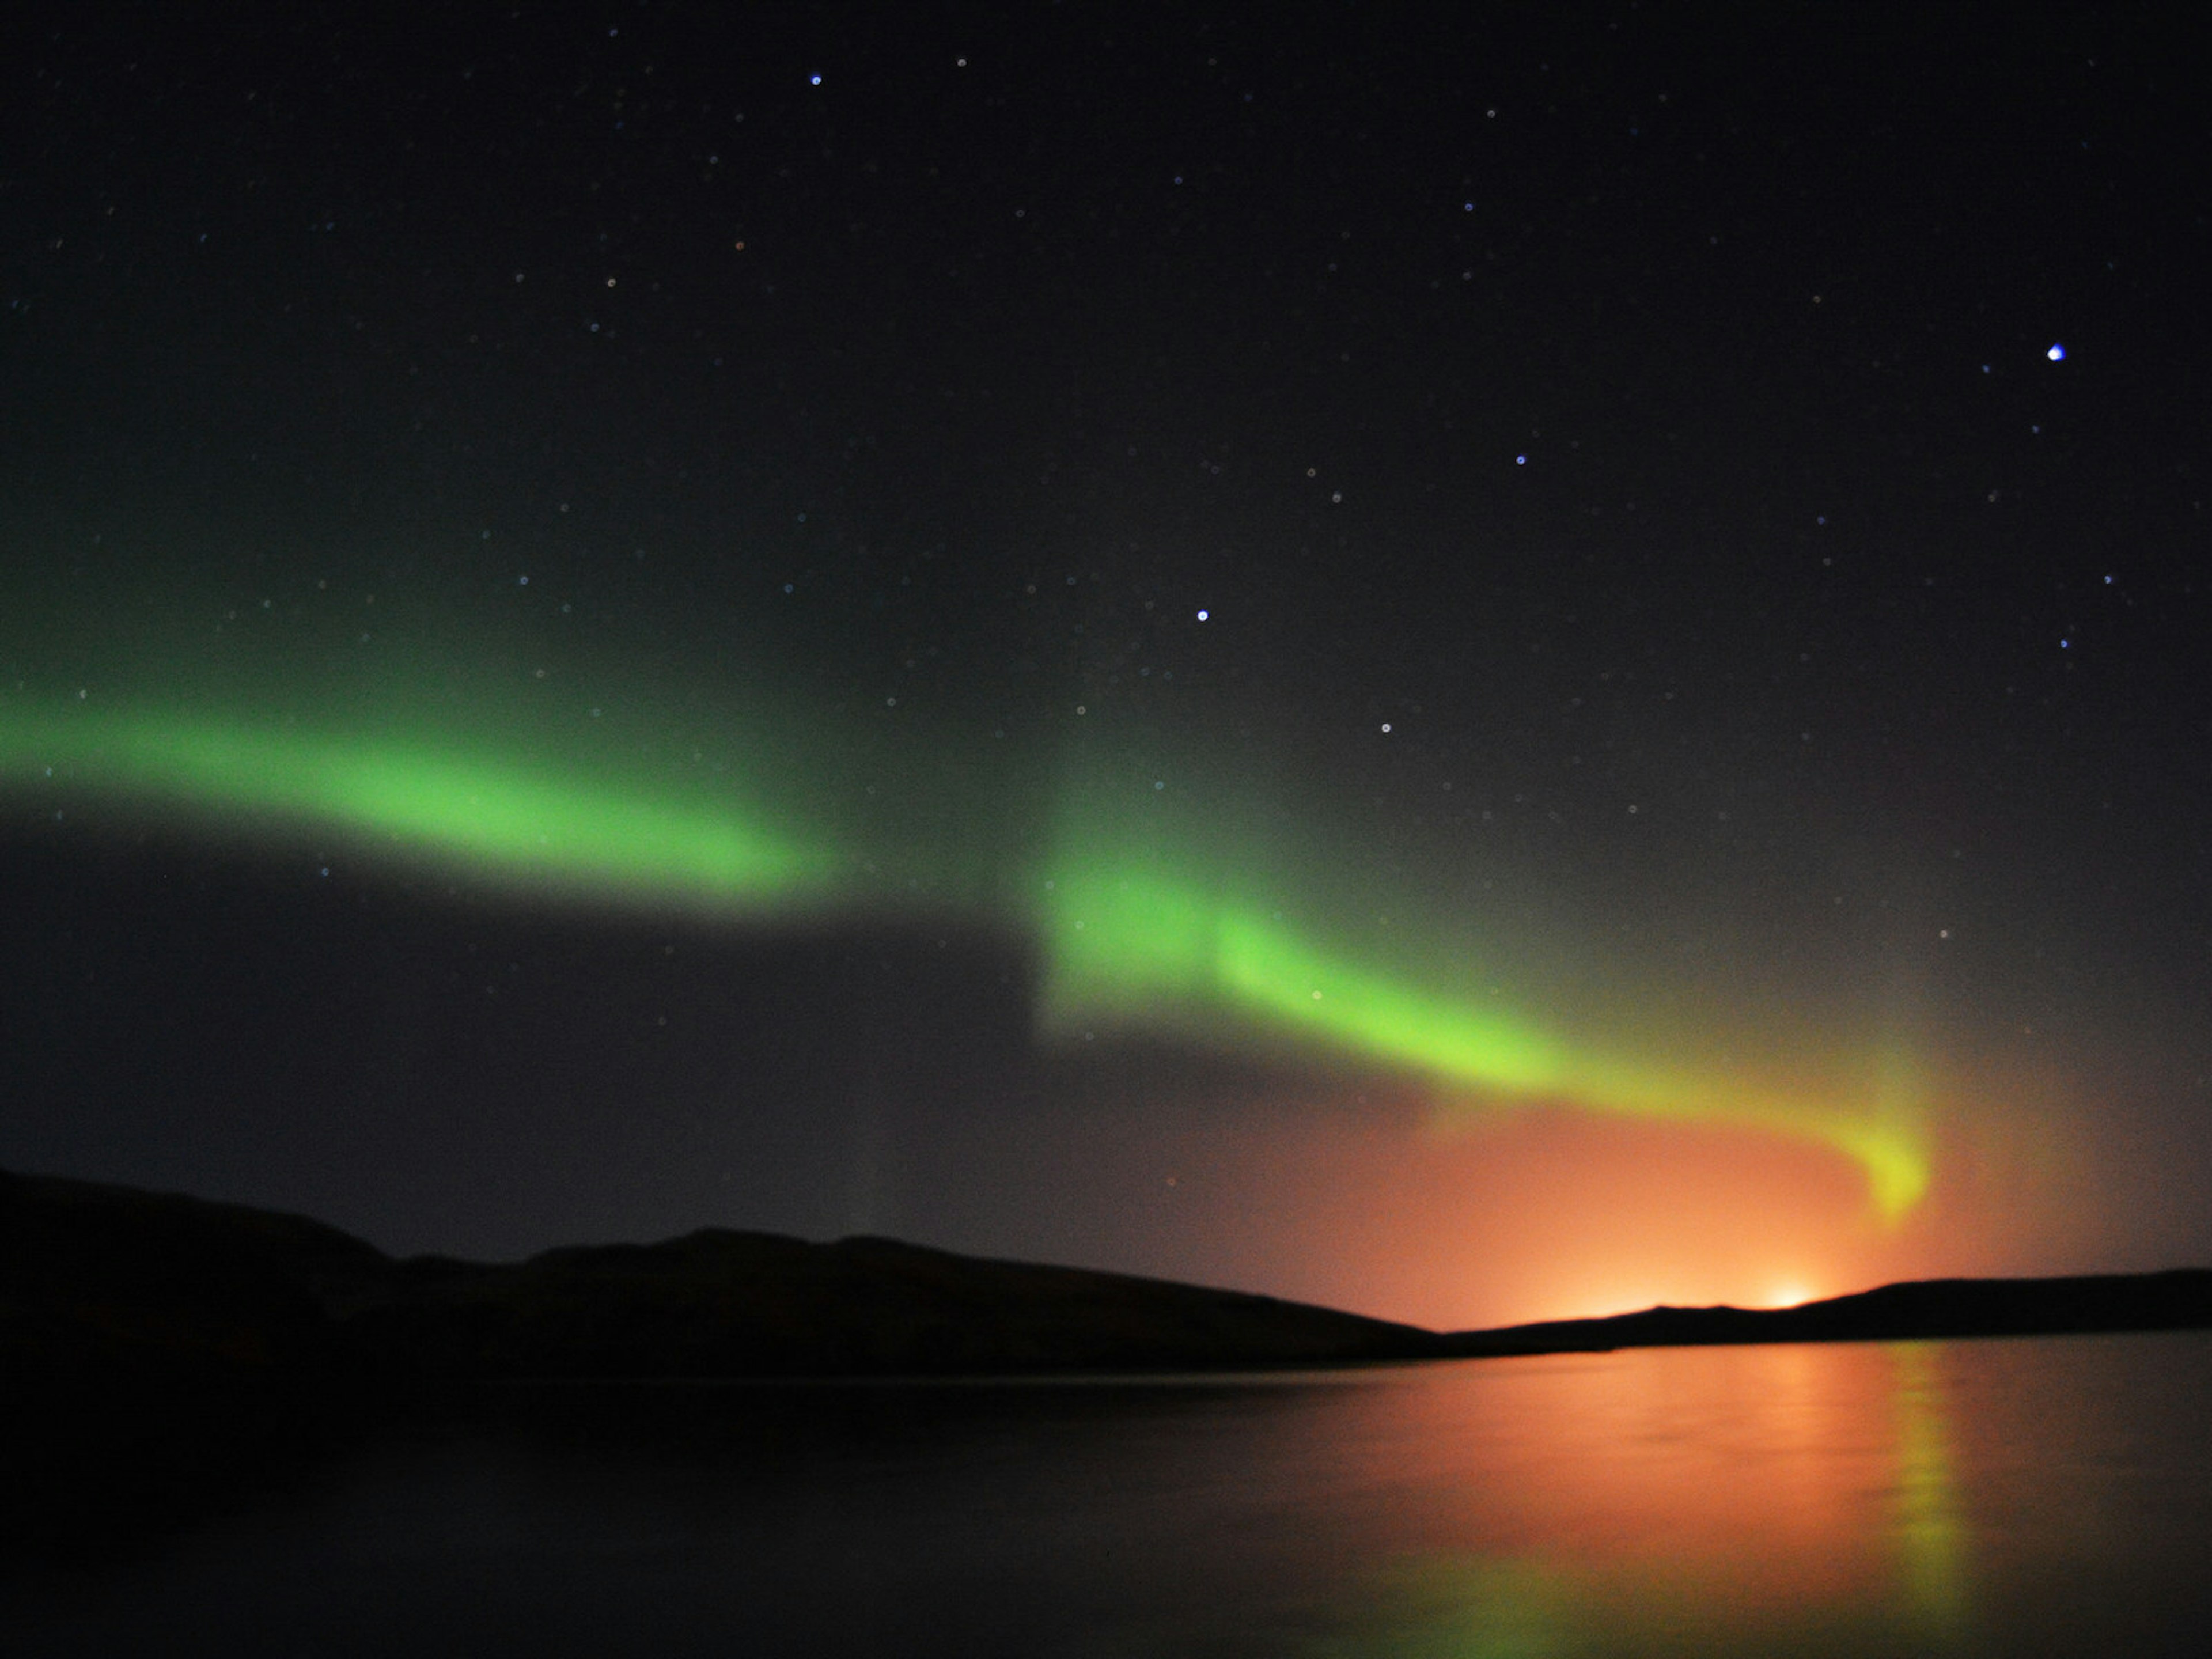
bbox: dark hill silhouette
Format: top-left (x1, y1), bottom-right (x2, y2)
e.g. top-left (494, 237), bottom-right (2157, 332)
top-left (1435, 1270), bottom-right (2212, 1358)
top-left (1, 1167), bottom-right (1433, 1382)
top-left (6, 1166), bottom-right (2210, 1387)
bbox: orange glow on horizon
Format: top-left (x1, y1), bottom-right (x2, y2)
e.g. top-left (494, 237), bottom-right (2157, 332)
top-left (1146, 1094), bottom-right (2036, 1332)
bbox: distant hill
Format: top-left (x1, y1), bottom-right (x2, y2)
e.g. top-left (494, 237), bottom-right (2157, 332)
top-left (1437, 1271), bottom-right (2212, 1359)
top-left (6, 1166), bottom-right (2210, 1387)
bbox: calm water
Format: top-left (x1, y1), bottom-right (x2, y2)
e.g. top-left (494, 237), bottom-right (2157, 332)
top-left (6, 1332), bottom-right (2210, 1657)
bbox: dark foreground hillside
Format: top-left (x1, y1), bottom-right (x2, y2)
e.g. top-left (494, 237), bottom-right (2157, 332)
top-left (0, 1166), bottom-right (1439, 1388)
top-left (1, 1166), bottom-right (1444, 1556)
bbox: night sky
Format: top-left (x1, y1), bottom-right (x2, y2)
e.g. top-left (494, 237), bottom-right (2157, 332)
top-left (5, 5), bottom-right (2208, 1328)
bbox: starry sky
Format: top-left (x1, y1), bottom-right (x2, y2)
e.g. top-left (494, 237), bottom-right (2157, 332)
top-left (4, 3), bottom-right (2208, 1328)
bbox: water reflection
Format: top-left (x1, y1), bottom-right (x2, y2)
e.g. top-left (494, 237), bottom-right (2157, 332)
top-left (1891, 1342), bottom-right (1968, 1638)
top-left (5, 1335), bottom-right (2210, 1657)
top-left (1306, 1341), bottom-right (1972, 1654)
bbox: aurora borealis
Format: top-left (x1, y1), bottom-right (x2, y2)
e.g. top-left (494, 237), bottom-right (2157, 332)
top-left (0, 704), bottom-right (835, 908)
top-left (5, 5), bottom-right (2209, 1330)
top-left (2, 682), bottom-right (1934, 1222)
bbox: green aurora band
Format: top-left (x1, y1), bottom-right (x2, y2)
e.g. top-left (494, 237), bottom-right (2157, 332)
top-left (1, 705), bottom-right (838, 908)
top-left (1039, 865), bottom-right (1931, 1220)
top-left (1, 697), bottom-right (1933, 1218)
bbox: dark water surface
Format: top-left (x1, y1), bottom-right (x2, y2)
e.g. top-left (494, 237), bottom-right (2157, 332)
top-left (6, 1332), bottom-right (2210, 1656)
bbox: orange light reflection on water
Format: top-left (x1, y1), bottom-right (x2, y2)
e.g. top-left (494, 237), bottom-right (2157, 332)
top-left (1306, 1340), bottom-right (1965, 1652)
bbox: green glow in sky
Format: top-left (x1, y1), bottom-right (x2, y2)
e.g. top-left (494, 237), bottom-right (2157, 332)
top-left (1039, 864), bottom-right (1932, 1219)
top-left (1, 705), bottom-right (836, 907)
top-left (2, 693), bottom-right (1931, 1218)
